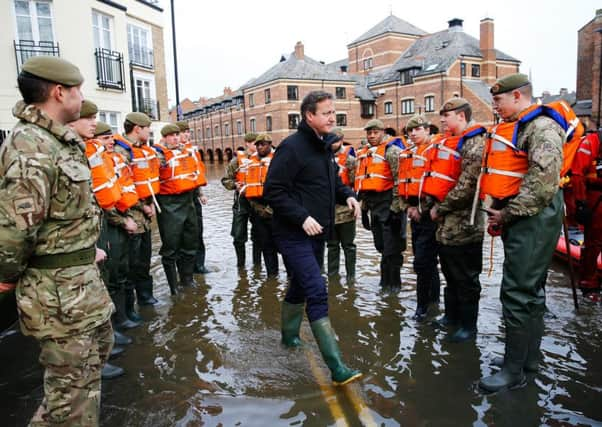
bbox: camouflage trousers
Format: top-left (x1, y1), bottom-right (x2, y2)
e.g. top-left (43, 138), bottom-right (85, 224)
top-left (30, 320), bottom-right (114, 426)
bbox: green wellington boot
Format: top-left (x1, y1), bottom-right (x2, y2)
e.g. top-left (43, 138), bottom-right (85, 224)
top-left (310, 317), bottom-right (362, 386)
top-left (281, 301), bottom-right (304, 348)
top-left (479, 327), bottom-right (528, 393)
top-left (490, 316), bottom-right (544, 372)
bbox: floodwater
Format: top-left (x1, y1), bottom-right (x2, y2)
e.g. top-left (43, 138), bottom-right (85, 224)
top-left (1, 161), bottom-right (601, 427)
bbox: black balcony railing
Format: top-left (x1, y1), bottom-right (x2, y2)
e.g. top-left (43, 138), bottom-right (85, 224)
top-left (95, 48), bottom-right (126, 91)
top-left (134, 97), bottom-right (159, 120)
top-left (129, 45), bottom-right (154, 69)
top-left (14, 40), bottom-right (60, 73)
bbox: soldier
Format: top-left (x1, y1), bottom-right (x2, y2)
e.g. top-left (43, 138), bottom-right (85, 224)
top-left (478, 74), bottom-right (564, 393)
top-left (0, 56), bottom-right (114, 425)
top-left (221, 132), bottom-right (260, 268)
top-left (327, 127), bottom-right (357, 280)
top-left (398, 115), bottom-right (441, 320)
top-left (428, 98), bottom-right (487, 342)
top-left (153, 124), bottom-right (199, 293)
top-left (114, 112), bottom-right (159, 313)
top-left (176, 120), bottom-right (210, 274)
top-left (355, 119), bottom-right (405, 291)
top-left (243, 134), bottom-right (278, 277)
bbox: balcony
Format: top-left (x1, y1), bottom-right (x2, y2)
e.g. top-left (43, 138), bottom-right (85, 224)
top-left (134, 97), bottom-right (159, 121)
top-left (129, 45), bottom-right (154, 69)
top-left (14, 40), bottom-right (60, 73)
top-left (95, 48), bottom-right (126, 91)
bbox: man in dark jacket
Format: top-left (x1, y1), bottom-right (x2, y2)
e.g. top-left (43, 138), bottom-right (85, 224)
top-left (264, 90), bottom-right (362, 386)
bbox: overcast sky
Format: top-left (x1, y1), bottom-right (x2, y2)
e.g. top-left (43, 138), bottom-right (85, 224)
top-left (162, 0), bottom-right (599, 106)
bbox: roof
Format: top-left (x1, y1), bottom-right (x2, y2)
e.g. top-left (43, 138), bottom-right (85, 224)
top-left (540, 91), bottom-right (576, 105)
top-left (463, 79), bottom-right (493, 105)
top-left (367, 27), bottom-right (520, 87)
top-left (349, 15), bottom-right (427, 46)
top-left (327, 58), bottom-right (349, 71)
top-left (572, 99), bottom-right (592, 117)
top-left (242, 52), bottom-right (356, 89)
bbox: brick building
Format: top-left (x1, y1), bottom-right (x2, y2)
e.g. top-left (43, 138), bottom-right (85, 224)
top-left (576, 9), bottom-right (602, 129)
top-left (183, 15), bottom-right (520, 162)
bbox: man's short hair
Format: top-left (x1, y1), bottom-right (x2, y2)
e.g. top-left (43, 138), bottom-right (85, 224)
top-left (17, 73), bottom-right (54, 104)
top-left (384, 127), bottom-right (397, 137)
top-left (123, 120), bottom-right (136, 134)
top-left (300, 91), bottom-right (333, 119)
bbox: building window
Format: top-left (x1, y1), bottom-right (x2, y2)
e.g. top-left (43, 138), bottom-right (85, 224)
top-left (236, 120), bottom-right (242, 135)
top-left (335, 87), bottom-right (346, 99)
top-left (133, 75), bottom-right (157, 120)
top-left (401, 99), bottom-right (415, 115)
top-left (384, 102), bottom-right (393, 115)
top-left (214, 125), bottom-right (220, 137)
top-left (471, 64), bottom-right (481, 77)
top-left (14, 1), bottom-right (54, 42)
top-left (248, 93), bottom-right (254, 107)
top-left (287, 85), bottom-right (299, 101)
top-left (288, 114), bottom-right (300, 129)
top-left (424, 96), bottom-right (435, 113)
top-left (92, 10), bottom-right (113, 51)
top-left (336, 114), bottom-right (347, 127)
top-left (98, 111), bottom-right (120, 134)
top-left (361, 102), bottom-right (374, 118)
top-left (266, 116), bottom-right (272, 132)
top-left (363, 57), bottom-right (373, 70)
top-left (127, 23), bottom-right (153, 68)
top-left (264, 88), bottom-right (271, 104)
top-left (400, 68), bottom-right (419, 85)
top-left (224, 122), bottom-right (230, 137)
top-left (206, 127), bottom-right (211, 138)
top-left (250, 118), bottom-right (256, 132)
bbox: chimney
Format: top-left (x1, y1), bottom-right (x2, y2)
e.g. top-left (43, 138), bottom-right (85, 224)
top-left (340, 65), bottom-right (348, 73)
top-left (448, 18), bottom-right (463, 31)
top-left (294, 41), bottom-right (304, 60)
top-left (480, 18), bottom-right (496, 85)
top-left (559, 88), bottom-right (568, 96)
top-left (223, 86), bottom-right (233, 96)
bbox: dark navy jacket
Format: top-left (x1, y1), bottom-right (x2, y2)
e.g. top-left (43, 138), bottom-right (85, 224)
top-left (264, 120), bottom-right (355, 240)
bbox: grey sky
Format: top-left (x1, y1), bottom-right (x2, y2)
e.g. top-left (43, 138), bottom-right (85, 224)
top-left (163, 0), bottom-right (599, 105)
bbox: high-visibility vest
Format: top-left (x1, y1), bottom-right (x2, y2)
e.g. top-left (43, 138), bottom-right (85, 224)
top-left (153, 143), bottom-right (198, 195)
top-left (235, 150), bottom-right (252, 184)
top-left (355, 138), bottom-right (404, 192)
top-left (114, 134), bottom-right (160, 199)
top-left (398, 142), bottom-right (429, 198)
top-left (335, 145), bottom-right (355, 186)
top-left (109, 151), bottom-right (139, 212)
top-left (183, 142), bottom-right (207, 187)
top-left (244, 151), bottom-right (273, 199)
top-left (85, 139), bottom-right (121, 209)
top-left (421, 125), bottom-right (486, 202)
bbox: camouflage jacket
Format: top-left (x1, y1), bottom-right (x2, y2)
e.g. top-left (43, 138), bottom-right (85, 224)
top-left (500, 114), bottom-right (564, 224)
top-left (113, 134), bottom-right (153, 232)
top-left (221, 150), bottom-right (254, 191)
top-left (335, 145), bottom-right (357, 224)
top-left (435, 127), bottom-right (486, 245)
top-left (0, 101), bottom-right (112, 338)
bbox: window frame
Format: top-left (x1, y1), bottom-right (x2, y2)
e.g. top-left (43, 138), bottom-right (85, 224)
top-left (401, 99), bottom-right (415, 115)
top-left (336, 113), bottom-right (347, 127)
top-left (288, 113), bottom-right (300, 129)
top-left (384, 101), bottom-right (393, 115)
top-left (424, 95), bottom-right (435, 113)
top-left (13, 0), bottom-right (55, 43)
top-left (287, 85), bottom-right (299, 101)
top-left (335, 87), bottom-right (346, 100)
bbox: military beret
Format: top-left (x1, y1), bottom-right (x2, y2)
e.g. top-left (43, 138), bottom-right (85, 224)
top-left (176, 120), bottom-right (189, 131)
top-left (405, 114), bottom-right (430, 131)
top-left (79, 100), bottom-right (98, 118)
top-left (439, 97), bottom-right (470, 114)
top-left (125, 112), bottom-right (151, 127)
top-left (364, 119), bottom-right (385, 130)
top-left (490, 73), bottom-right (530, 95)
top-left (94, 121), bottom-right (113, 136)
top-left (255, 134), bottom-right (272, 144)
top-left (21, 56), bottom-right (84, 86)
top-left (331, 127), bottom-right (344, 137)
top-left (244, 132), bottom-right (258, 143)
top-left (161, 124), bottom-right (180, 137)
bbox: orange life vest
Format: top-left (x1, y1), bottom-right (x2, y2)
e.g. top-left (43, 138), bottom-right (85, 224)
top-left (335, 145), bottom-right (355, 187)
top-left (183, 142), bottom-right (207, 187)
top-left (114, 134), bottom-right (160, 199)
top-left (546, 100), bottom-right (584, 179)
top-left (421, 126), bottom-right (487, 202)
top-left (398, 142), bottom-right (429, 198)
top-left (85, 139), bottom-right (122, 209)
top-left (244, 151), bottom-right (273, 199)
top-left (235, 150), bottom-right (251, 184)
top-left (109, 151), bottom-right (139, 212)
top-left (355, 138), bottom-right (404, 192)
top-left (153, 143), bottom-right (198, 195)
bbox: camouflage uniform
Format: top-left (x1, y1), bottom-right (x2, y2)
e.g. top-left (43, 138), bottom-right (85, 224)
top-left (327, 145), bottom-right (357, 278)
top-left (0, 102), bottom-right (114, 425)
top-left (434, 124), bottom-right (486, 332)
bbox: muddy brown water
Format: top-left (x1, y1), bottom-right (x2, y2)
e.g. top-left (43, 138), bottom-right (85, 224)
top-left (1, 162), bottom-right (601, 426)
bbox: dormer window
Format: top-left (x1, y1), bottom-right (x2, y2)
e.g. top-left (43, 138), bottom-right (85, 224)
top-left (400, 67), bottom-right (420, 85)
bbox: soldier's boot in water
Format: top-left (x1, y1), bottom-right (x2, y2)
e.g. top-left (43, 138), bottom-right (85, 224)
top-left (101, 362), bottom-right (125, 380)
top-left (136, 281), bottom-right (158, 306)
top-left (178, 258), bottom-right (198, 287)
top-left (432, 287), bottom-right (460, 329)
top-left (310, 317), bottom-right (362, 386)
top-left (265, 251), bottom-right (279, 278)
top-left (386, 255), bottom-right (402, 291)
top-left (252, 243), bottom-right (262, 267)
top-left (491, 316), bottom-right (544, 372)
top-left (163, 262), bottom-right (179, 295)
top-left (114, 330), bottom-right (133, 346)
top-left (235, 244), bottom-right (246, 268)
top-left (112, 290), bottom-right (140, 330)
top-left (327, 243), bottom-right (340, 277)
top-left (281, 301), bottom-right (304, 347)
top-left (110, 346), bottom-right (124, 359)
top-left (479, 327), bottom-right (528, 393)
top-left (344, 248), bottom-right (356, 281)
top-left (447, 303), bottom-right (478, 343)
top-left (125, 288), bottom-right (143, 323)
top-left (413, 270), bottom-right (432, 321)
top-left (194, 246), bottom-right (210, 274)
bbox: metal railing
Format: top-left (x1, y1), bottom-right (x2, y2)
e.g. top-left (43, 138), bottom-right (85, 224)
top-left (94, 48), bottom-right (126, 91)
top-left (14, 40), bottom-right (60, 73)
top-left (129, 45), bottom-right (154, 69)
top-left (134, 97), bottom-right (159, 120)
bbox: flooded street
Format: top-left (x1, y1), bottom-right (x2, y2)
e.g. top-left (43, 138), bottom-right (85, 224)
top-left (1, 161), bottom-right (601, 426)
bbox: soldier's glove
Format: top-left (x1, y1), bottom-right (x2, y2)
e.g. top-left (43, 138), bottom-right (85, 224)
top-left (575, 200), bottom-right (592, 225)
top-left (487, 224), bottom-right (502, 237)
top-left (361, 209), bottom-right (371, 231)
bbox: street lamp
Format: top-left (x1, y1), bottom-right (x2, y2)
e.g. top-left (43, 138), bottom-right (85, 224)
top-left (596, 28), bottom-right (602, 128)
top-left (170, 0), bottom-right (181, 120)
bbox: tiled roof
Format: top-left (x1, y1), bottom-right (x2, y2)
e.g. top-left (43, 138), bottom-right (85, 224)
top-left (349, 15), bottom-right (427, 46)
top-left (463, 79), bottom-right (493, 105)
